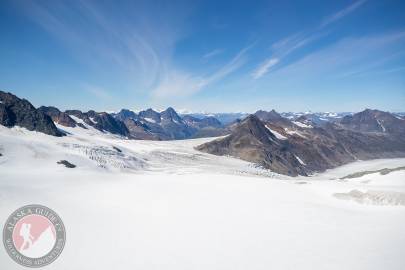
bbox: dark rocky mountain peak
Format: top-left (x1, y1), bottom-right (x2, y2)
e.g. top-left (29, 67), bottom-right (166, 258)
top-left (183, 115), bottom-right (222, 129)
top-left (138, 108), bottom-right (161, 123)
top-left (114, 109), bottom-right (138, 121)
top-left (87, 111), bottom-right (129, 136)
top-left (199, 117), bottom-right (222, 128)
top-left (0, 91), bottom-right (64, 136)
top-left (197, 115), bottom-right (309, 176)
top-left (197, 112), bottom-right (405, 176)
top-left (65, 109), bottom-right (129, 136)
top-left (340, 109), bottom-right (405, 133)
top-left (295, 115), bottom-right (317, 126)
top-left (38, 106), bottom-right (77, 127)
top-left (161, 107), bottom-right (183, 122)
top-left (237, 115), bottom-right (277, 143)
top-left (254, 109), bottom-right (293, 127)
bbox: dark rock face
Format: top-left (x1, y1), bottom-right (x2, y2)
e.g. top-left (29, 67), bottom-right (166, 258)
top-left (295, 115), bottom-right (317, 126)
top-left (182, 115), bottom-right (200, 127)
top-left (138, 108), bottom-right (161, 123)
top-left (65, 109), bottom-right (86, 119)
top-left (339, 109), bottom-right (405, 134)
top-left (38, 106), bottom-right (77, 127)
top-left (65, 109), bottom-right (129, 136)
top-left (57, 160), bottom-right (76, 168)
top-left (200, 117), bottom-right (223, 129)
top-left (161, 107), bottom-right (182, 122)
top-left (123, 118), bottom-right (161, 140)
top-left (113, 109), bottom-right (159, 139)
top-left (197, 112), bottom-right (405, 177)
top-left (182, 112), bottom-right (249, 125)
top-left (112, 146), bottom-right (122, 153)
top-left (183, 115), bottom-right (222, 129)
top-left (118, 108), bottom-right (227, 140)
top-left (183, 115), bottom-right (227, 138)
top-left (197, 115), bottom-right (308, 176)
top-left (158, 108), bottom-right (194, 139)
top-left (0, 103), bottom-right (14, 127)
top-left (254, 109), bottom-right (294, 127)
top-left (92, 112), bottom-right (130, 136)
top-left (0, 91), bottom-right (64, 136)
top-left (114, 109), bottom-right (138, 122)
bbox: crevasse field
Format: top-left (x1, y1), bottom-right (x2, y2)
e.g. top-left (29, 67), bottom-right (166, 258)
top-left (1, 125), bottom-right (405, 270)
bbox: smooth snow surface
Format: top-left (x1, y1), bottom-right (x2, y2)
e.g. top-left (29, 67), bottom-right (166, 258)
top-left (293, 121), bottom-right (313, 128)
top-left (89, 117), bottom-right (97, 124)
top-left (377, 119), bottom-right (386, 132)
top-left (1, 125), bottom-right (405, 270)
top-left (68, 115), bottom-right (83, 124)
top-left (285, 128), bottom-right (307, 138)
top-left (144, 117), bottom-right (156, 123)
top-left (265, 125), bottom-right (287, 140)
top-left (295, 155), bottom-right (306, 165)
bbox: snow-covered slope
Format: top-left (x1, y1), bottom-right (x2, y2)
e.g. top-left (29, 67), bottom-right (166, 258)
top-left (1, 125), bottom-right (405, 270)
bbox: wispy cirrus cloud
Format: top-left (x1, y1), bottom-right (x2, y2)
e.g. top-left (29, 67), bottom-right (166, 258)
top-left (152, 44), bottom-right (253, 98)
top-left (320, 0), bottom-right (367, 28)
top-left (252, 58), bottom-right (279, 79)
top-left (16, 0), bottom-right (253, 101)
top-left (252, 0), bottom-right (368, 79)
top-left (203, 49), bottom-right (224, 59)
top-left (82, 83), bottom-right (112, 101)
top-left (270, 31), bottom-right (405, 80)
top-left (13, 1), bottom-right (200, 95)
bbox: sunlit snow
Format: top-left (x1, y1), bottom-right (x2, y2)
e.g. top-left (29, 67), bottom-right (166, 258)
top-left (1, 124), bottom-right (405, 270)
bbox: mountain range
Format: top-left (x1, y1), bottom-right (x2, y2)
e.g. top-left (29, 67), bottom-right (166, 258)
top-left (0, 90), bottom-right (227, 140)
top-left (1, 90), bottom-right (405, 176)
top-left (197, 109), bottom-right (405, 176)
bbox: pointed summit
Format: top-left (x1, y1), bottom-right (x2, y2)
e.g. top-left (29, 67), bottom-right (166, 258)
top-left (196, 114), bottom-right (309, 176)
top-left (161, 107), bottom-right (182, 122)
top-left (236, 115), bottom-right (277, 143)
top-left (114, 109), bottom-right (138, 121)
top-left (139, 108), bottom-right (161, 123)
top-left (254, 109), bottom-right (293, 127)
top-left (0, 91), bottom-right (64, 136)
top-left (340, 109), bottom-right (405, 133)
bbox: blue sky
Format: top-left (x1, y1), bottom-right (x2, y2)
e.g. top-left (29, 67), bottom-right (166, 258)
top-left (0, 0), bottom-right (404, 113)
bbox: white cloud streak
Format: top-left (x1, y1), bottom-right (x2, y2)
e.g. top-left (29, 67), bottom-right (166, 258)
top-left (15, 1), bottom-right (196, 94)
top-left (252, 0), bottom-right (368, 79)
top-left (152, 44), bottom-right (253, 98)
top-left (203, 49), bottom-right (224, 59)
top-left (82, 84), bottom-right (112, 101)
top-left (271, 31), bottom-right (405, 80)
top-left (17, 1), bottom-right (252, 101)
top-left (321, 0), bottom-right (367, 28)
top-left (252, 58), bottom-right (279, 79)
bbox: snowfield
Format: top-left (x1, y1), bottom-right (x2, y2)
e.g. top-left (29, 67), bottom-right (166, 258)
top-left (1, 125), bottom-right (405, 269)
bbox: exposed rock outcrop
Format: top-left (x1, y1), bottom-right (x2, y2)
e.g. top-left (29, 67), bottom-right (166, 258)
top-left (118, 108), bottom-right (228, 140)
top-left (197, 115), bottom-right (309, 176)
top-left (197, 110), bottom-right (405, 176)
top-left (0, 91), bottom-right (64, 136)
top-left (339, 109), bottom-right (405, 134)
top-left (65, 109), bottom-right (129, 136)
top-left (254, 109), bottom-right (295, 128)
top-left (38, 106), bottom-right (77, 127)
